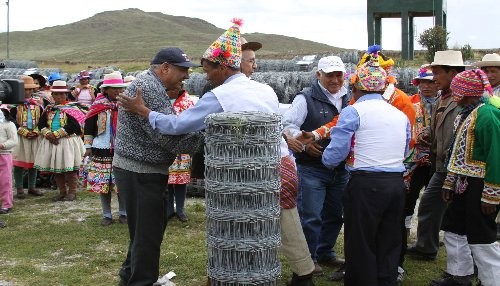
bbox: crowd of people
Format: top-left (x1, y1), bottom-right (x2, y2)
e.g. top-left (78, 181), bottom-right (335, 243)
top-left (0, 18), bottom-right (499, 286)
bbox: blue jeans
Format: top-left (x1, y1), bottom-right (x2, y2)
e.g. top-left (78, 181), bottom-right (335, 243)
top-left (297, 164), bottom-right (348, 262)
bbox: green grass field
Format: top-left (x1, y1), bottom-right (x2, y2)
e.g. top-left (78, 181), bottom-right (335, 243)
top-left (0, 189), bottom-right (455, 285)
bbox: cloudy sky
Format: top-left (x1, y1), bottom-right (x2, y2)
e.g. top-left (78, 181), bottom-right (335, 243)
top-left (0, 0), bottom-right (498, 50)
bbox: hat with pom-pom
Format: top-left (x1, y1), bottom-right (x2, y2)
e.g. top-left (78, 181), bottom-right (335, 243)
top-left (357, 45), bottom-right (395, 71)
top-left (412, 67), bottom-right (434, 86)
top-left (350, 54), bottom-right (388, 92)
top-left (451, 69), bottom-right (492, 102)
top-left (202, 18), bottom-right (243, 69)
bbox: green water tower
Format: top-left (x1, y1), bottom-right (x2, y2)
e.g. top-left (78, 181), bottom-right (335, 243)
top-left (367, 0), bottom-right (447, 60)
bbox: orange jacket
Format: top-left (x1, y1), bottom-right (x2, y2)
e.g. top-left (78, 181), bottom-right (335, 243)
top-left (313, 88), bottom-right (416, 148)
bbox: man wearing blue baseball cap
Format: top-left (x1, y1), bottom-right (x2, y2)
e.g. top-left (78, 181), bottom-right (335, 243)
top-left (113, 47), bottom-right (202, 286)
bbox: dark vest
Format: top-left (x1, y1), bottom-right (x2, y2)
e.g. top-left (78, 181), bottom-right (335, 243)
top-left (294, 81), bottom-right (351, 168)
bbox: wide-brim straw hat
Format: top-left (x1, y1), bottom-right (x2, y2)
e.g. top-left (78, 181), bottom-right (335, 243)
top-left (50, 80), bottom-right (70, 93)
top-left (473, 53), bottom-right (500, 67)
top-left (101, 72), bottom-right (127, 88)
top-left (20, 75), bottom-right (39, 89)
top-left (429, 50), bottom-right (469, 67)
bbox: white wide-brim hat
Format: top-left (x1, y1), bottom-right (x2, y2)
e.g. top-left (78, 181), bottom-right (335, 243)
top-left (429, 50), bottom-right (469, 67)
top-left (50, 80), bottom-right (70, 93)
top-left (473, 53), bottom-right (500, 67)
top-left (101, 72), bottom-right (127, 88)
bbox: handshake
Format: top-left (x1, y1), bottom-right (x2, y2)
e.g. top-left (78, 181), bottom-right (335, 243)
top-left (283, 130), bottom-right (323, 158)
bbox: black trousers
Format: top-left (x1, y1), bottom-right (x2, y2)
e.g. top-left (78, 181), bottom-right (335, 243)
top-left (344, 172), bottom-right (405, 286)
top-left (405, 165), bottom-right (433, 217)
top-left (114, 167), bottom-right (169, 286)
top-left (441, 177), bottom-right (500, 244)
top-left (400, 165), bottom-right (433, 266)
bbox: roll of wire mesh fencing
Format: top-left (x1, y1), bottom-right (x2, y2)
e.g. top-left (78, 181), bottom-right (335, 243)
top-left (204, 111), bottom-right (282, 285)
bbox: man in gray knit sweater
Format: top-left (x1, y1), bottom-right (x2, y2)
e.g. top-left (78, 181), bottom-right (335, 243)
top-left (113, 47), bottom-right (202, 286)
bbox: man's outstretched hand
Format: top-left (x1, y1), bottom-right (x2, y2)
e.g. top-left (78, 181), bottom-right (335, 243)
top-left (117, 88), bottom-right (151, 118)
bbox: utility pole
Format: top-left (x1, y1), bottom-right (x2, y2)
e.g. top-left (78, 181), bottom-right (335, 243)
top-left (6, 0), bottom-right (10, 59)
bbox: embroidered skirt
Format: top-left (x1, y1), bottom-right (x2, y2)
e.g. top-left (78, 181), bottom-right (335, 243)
top-left (34, 135), bottom-right (85, 173)
top-left (168, 154), bottom-right (191, 185)
top-left (13, 135), bottom-right (41, 168)
top-left (86, 155), bottom-right (117, 194)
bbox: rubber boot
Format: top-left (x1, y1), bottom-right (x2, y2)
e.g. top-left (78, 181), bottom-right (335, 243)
top-left (287, 272), bottom-right (315, 286)
top-left (63, 172), bottom-right (78, 201)
top-left (53, 174), bottom-right (67, 201)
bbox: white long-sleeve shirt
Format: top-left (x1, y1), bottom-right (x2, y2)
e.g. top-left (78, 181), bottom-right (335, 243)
top-left (282, 82), bottom-right (347, 137)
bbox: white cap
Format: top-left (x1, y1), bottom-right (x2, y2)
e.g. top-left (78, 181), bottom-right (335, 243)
top-left (317, 56), bottom-right (346, 73)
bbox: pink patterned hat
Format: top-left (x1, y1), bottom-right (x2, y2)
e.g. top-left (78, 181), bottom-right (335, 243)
top-left (202, 18), bottom-right (243, 69)
top-left (101, 72), bottom-right (127, 88)
top-left (451, 69), bottom-right (492, 101)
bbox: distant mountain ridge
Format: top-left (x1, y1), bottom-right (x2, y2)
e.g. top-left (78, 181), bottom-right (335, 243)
top-left (0, 8), bottom-right (343, 62)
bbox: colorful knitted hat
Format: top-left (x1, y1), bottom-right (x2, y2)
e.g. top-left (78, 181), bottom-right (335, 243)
top-left (202, 18), bottom-right (243, 69)
top-left (451, 69), bottom-right (492, 101)
top-left (350, 54), bottom-right (388, 92)
top-left (357, 45), bottom-right (395, 71)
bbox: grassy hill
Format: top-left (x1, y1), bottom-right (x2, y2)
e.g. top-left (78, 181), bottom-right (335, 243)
top-left (0, 8), bottom-right (343, 63)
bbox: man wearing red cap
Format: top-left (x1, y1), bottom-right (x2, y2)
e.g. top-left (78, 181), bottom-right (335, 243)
top-left (435, 69), bottom-right (500, 286)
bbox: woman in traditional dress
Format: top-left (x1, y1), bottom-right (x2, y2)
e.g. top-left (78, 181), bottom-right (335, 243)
top-left (166, 83), bottom-right (196, 222)
top-left (10, 76), bottom-right (44, 198)
top-left (34, 81), bottom-right (86, 201)
top-left (83, 72), bottom-right (127, 226)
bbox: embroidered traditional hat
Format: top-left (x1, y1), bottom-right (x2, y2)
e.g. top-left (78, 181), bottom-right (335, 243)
top-left (357, 45), bottom-right (395, 71)
top-left (412, 67), bottom-right (434, 85)
top-left (202, 18), bottom-right (243, 68)
top-left (429, 50), bottom-right (469, 67)
top-left (451, 69), bottom-right (492, 101)
top-left (78, 70), bottom-right (92, 79)
top-left (50, 80), bottom-right (70, 93)
top-left (241, 37), bottom-right (262, 51)
top-left (350, 54), bottom-right (387, 92)
top-left (20, 75), bottom-right (39, 89)
top-left (474, 53), bottom-right (500, 67)
top-left (101, 72), bottom-right (127, 88)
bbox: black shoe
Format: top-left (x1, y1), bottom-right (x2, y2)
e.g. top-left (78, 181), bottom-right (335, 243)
top-left (287, 272), bottom-right (315, 286)
top-left (429, 273), bottom-right (472, 286)
top-left (100, 217), bottom-right (113, 226)
top-left (406, 245), bottom-right (437, 260)
top-left (118, 215), bottom-right (128, 224)
top-left (0, 208), bottom-right (11, 214)
top-left (311, 263), bottom-right (323, 276)
top-left (329, 267), bottom-right (345, 281)
top-left (318, 256), bottom-right (345, 268)
top-left (177, 212), bottom-right (188, 222)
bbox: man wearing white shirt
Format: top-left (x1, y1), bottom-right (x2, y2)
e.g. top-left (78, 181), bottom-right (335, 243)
top-left (282, 56), bottom-right (350, 274)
